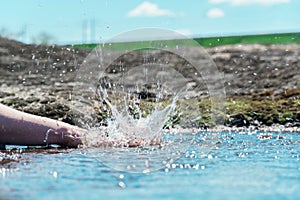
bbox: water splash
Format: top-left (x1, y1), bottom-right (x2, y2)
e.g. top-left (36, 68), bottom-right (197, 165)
top-left (88, 62), bottom-right (186, 147)
top-left (71, 28), bottom-right (226, 173)
top-left (109, 97), bottom-right (177, 144)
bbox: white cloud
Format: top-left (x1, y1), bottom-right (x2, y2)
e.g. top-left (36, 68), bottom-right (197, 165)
top-left (127, 1), bottom-right (174, 17)
top-left (206, 8), bottom-right (225, 18)
top-left (209, 0), bottom-right (290, 6)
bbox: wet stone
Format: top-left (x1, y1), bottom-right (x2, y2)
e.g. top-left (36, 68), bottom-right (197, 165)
top-left (0, 91), bottom-right (14, 98)
top-left (0, 37), bottom-right (299, 128)
top-left (40, 97), bottom-right (56, 104)
top-left (25, 97), bottom-right (40, 104)
top-left (228, 113), bottom-right (250, 127)
top-left (1, 97), bottom-right (27, 107)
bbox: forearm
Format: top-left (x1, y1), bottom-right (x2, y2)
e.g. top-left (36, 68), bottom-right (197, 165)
top-left (0, 103), bottom-right (84, 147)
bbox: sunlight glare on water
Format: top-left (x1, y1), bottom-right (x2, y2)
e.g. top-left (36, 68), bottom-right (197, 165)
top-left (1, 131), bottom-right (299, 199)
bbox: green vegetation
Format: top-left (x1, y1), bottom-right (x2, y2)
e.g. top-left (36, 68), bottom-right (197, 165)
top-left (90, 89), bottom-right (300, 128)
top-left (220, 89), bottom-right (300, 127)
top-left (195, 32), bottom-right (300, 47)
top-left (157, 89), bottom-right (300, 128)
top-left (73, 32), bottom-right (300, 50)
top-left (70, 32), bottom-right (300, 128)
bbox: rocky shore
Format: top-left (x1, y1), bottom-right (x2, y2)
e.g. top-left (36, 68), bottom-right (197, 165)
top-left (0, 37), bottom-right (299, 128)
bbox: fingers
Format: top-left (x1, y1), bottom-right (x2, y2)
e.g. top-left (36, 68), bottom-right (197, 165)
top-left (56, 127), bottom-right (85, 148)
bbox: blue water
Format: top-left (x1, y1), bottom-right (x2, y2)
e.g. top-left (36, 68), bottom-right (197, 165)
top-left (1, 131), bottom-right (300, 200)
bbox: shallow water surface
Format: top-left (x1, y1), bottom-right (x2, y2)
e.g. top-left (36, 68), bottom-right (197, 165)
top-left (1, 131), bottom-right (300, 200)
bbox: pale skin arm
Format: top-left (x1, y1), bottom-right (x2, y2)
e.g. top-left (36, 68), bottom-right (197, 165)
top-left (0, 103), bottom-right (160, 149)
top-left (0, 103), bottom-right (84, 148)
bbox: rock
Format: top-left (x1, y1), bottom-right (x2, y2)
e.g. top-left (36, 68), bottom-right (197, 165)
top-left (258, 134), bottom-right (272, 140)
top-left (0, 91), bottom-right (14, 98)
top-left (228, 113), bottom-right (250, 127)
top-left (0, 144), bottom-right (6, 150)
top-left (25, 97), bottom-right (40, 104)
top-left (0, 37), bottom-right (299, 128)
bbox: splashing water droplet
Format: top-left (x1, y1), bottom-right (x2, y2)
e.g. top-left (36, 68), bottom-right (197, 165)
top-left (71, 28), bottom-right (225, 173)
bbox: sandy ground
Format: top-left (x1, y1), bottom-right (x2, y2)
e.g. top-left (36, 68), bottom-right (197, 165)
top-left (0, 37), bottom-right (299, 127)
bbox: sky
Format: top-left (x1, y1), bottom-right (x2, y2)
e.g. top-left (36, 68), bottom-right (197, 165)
top-left (0, 0), bottom-right (299, 44)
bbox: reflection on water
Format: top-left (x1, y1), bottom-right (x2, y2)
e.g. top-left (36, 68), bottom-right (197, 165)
top-left (1, 131), bottom-right (300, 200)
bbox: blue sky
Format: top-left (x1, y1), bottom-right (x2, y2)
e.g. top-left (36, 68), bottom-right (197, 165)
top-left (1, 0), bottom-right (299, 44)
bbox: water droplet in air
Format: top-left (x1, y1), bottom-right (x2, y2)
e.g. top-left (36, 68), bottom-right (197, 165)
top-left (118, 181), bottom-right (126, 188)
top-left (72, 28), bottom-right (225, 173)
top-left (53, 171), bottom-right (58, 178)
